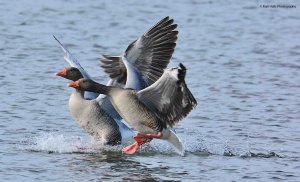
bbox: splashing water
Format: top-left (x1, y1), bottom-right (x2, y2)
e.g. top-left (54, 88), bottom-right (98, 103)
top-left (19, 132), bottom-right (118, 154)
top-left (18, 131), bottom-right (281, 158)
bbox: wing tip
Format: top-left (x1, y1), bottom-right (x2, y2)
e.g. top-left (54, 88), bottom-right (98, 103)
top-left (53, 35), bottom-right (62, 45)
top-left (163, 16), bottom-right (170, 21)
top-left (178, 63), bottom-right (186, 80)
top-left (179, 63), bottom-right (186, 70)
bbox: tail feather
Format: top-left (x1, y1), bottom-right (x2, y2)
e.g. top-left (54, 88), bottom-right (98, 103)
top-left (162, 129), bottom-right (185, 156)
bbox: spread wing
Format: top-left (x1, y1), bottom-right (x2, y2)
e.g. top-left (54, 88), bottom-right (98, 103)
top-left (53, 35), bottom-right (91, 79)
top-left (137, 64), bottom-right (197, 127)
top-left (100, 55), bottom-right (127, 84)
top-left (100, 16), bottom-right (178, 86)
top-left (53, 35), bottom-right (98, 99)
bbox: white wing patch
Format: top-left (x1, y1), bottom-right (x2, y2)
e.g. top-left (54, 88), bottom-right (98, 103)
top-left (137, 64), bottom-right (197, 127)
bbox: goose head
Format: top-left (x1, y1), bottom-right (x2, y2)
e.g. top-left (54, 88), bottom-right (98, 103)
top-left (56, 67), bottom-right (83, 81)
top-left (68, 78), bottom-right (94, 91)
top-left (68, 78), bottom-right (110, 95)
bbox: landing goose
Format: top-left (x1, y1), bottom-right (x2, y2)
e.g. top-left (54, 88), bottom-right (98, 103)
top-left (68, 63), bottom-right (197, 155)
top-left (56, 67), bottom-right (124, 145)
top-left (55, 16), bottom-right (178, 144)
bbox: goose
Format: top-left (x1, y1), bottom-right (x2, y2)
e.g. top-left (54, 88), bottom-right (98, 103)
top-left (56, 67), bottom-right (124, 145)
top-left (68, 63), bottom-right (197, 155)
top-left (55, 16), bottom-right (178, 145)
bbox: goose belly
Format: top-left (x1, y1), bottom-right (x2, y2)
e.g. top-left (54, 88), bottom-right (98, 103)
top-left (69, 92), bottom-right (84, 123)
top-left (110, 92), bottom-right (158, 134)
top-left (69, 92), bottom-right (121, 144)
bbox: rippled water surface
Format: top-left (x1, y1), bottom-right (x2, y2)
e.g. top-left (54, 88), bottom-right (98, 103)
top-left (1, 0), bottom-right (300, 181)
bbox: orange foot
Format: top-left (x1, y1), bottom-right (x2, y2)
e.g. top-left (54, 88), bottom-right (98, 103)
top-left (122, 132), bottom-right (162, 155)
top-left (122, 142), bottom-right (139, 154)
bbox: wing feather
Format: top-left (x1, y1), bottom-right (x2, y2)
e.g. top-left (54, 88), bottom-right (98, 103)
top-left (100, 55), bottom-right (127, 84)
top-left (100, 16), bottom-right (178, 86)
top-left (137, 64), bottom-right (197, 127)
top-left (53, 35), bottom-right (99, 99)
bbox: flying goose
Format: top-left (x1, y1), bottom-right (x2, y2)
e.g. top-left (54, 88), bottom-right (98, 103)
top-left (68, 63), bottom-right (197, 155)
top-left (55, 16), bottom-right (178, 145)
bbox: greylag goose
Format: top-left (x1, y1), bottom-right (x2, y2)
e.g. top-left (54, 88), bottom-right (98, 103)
top-left (55, 16), bottom-right (178, 144)
top-left (56, 67), bottom-right (124, 145)
top-left (54, 41), bottom-right (133, 144)
top-left (68, 63), bottom-right (197, 155)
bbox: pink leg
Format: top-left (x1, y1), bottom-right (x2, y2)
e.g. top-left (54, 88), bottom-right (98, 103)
top-left (122, 132), bottom-right (162, 155)
top-left (122, 142), bottom-right (139, 154)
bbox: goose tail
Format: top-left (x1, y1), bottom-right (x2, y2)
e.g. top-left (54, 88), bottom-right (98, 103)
top-left (162, 129), bottom-right (185, 156)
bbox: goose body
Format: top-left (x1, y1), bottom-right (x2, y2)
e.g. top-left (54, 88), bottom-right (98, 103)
top-left (109, 90), bottom-right (159, 134)
top-left (56, 67), bottom-right (123, 144)
top-left (69, 64), bottom-right (197, 155)
top-left (69, 90), bottom-right (121, 145)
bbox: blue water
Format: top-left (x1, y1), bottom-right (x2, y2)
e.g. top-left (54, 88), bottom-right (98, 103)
top-left (1, 0), bottom-right (300, 181)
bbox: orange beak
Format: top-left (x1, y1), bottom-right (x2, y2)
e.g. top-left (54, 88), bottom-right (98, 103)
top-left (68, 80), bottom-right (80, 89)
top-left (56, 68), bottom-right (67, 77)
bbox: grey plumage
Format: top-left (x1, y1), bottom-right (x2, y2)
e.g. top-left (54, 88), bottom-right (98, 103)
top-left (55, 16), bottom-right (182, 149)
top-left (100, 16), bottom-right (178, 86)
top-left (137, 64), bottom-right (197, 127)
top-left (57, 67), bottom-right (122, 145)
top-left (69, 63), bottom-right (196, 155)
top-left (69, 90), bottom-right (121, 145)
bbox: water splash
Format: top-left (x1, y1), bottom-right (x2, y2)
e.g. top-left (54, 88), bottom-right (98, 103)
top-left (19, 132), bottom-right (121, 154)
top-left (19, 132), bottom-right (282, 158)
